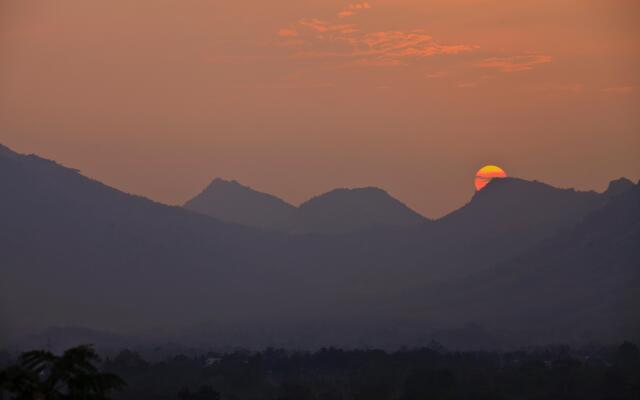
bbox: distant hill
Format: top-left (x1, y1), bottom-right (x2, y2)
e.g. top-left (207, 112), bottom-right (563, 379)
top-left (427, 177), bottom-right (607, 276)
top-left (604, 177), bottom-right (636, 198)
top-left (184, 181), bottom-right (428, 234)
top-left (1, 143), bottom-right (638, 349)
top-left (295, 187), bottom-right (428, 234)
top-left (0, 144), bottom-right (284, 340)
top-left (404, 180), bottom-right (640, 346)
top-left (184, 178), bottom-right (296, 232)
top-left (439, 177), bottom-right (604, 236)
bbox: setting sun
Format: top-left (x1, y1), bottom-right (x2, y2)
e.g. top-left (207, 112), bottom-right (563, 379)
top-left (475, 165), bottom-right (507, 191)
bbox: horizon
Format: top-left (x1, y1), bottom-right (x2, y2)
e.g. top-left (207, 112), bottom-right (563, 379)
top-left (1, 0), bottom-right (638, 217)
top-left (2, 141), bottom-right (636, 220)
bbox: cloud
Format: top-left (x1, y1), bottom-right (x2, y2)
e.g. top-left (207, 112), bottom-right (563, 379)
top-left (349, 2), bottom-right (372, 10)
top-left (457, 82), bottom-right (478, 88)
top-left (298, 18), bottom-right (358, 34)
top-left (349, 31), bottom-right (476, 61)
top-left (278, 14), bottom-right (476, 67)
top-left (426, 71), bottom-right (448, 79)
top-left (351, 58), bottom-right (404, 67)
top-left (278, 28), bottom-right (298, 37)
top-left (338, 10), bottom-right (355, 18)
top-left (477, 55), bottom-right (552, 72)
top-left (603, 86), bottom-right (635, 94)
top-left (338, 2), bottom-right (372, 18)
top-left (291, 29), bottom-right (475, 66)
top-left (560, 84), bottom-right (584, 92)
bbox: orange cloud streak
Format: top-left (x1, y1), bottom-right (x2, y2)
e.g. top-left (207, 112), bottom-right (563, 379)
top-left (477, 55), bottom-right (552, 72)
top-left (278, 27), bottom-right (298, 37)
top-left (279, 14), bottom-right (476, 67)
top-left (339, 2), bottom-right (372, 18)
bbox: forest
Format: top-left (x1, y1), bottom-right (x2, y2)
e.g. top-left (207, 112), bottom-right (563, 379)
top-left (2, 342), bottom-right (639, 399)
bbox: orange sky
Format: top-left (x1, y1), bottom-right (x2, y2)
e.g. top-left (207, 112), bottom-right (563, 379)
top-left (1, 0), bottom-right (639, 217)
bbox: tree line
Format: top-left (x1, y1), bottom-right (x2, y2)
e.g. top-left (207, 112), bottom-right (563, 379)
top-left (2, 342), bottom-right (639, 399)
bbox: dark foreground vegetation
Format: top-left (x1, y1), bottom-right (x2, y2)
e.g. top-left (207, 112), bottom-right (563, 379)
top-left (0, 345), bottom-right (124, 399)
top-left (3, 343), bottom-right (639, 400)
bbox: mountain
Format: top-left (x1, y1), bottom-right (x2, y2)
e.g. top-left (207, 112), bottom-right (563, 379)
top-left (439, 177), bottom-right (604, 236)
top-left (0, 144), bottom-right (287, 341)
top-left (184, 178), bottom-right (296, 231)
top-left (401, 179), bottom-right (640, 346)
top-left (1, 143), bottom-right (637, 349)
top-left (295, 187), bottom-right (428, 234)
top-left (372, 178), bottom-right (609, 281)
top-left (605, 177), bottom-right (636, 198)
top-left (185, 181), bottom-right (428, 234)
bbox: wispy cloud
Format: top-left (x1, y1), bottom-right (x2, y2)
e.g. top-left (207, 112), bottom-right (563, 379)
top-left (531, 83), bottom-right (585, 93)
top-left (278, 28), bottom-right (298, 37)
top-left (558, 83), bottom-right (584, 93)
top-left (278, 8), bottom-right (476, 68)
top-left (477, 55), bottom-right (552, 72)
top-left (457, 81), bottom-right (478, 89)
top-left (298, 19), bottom-right (358, 34)
top-left (603, 85), bottom-right (635, 94)
top-left (290, 29), bottom-right (475, 66)
top-left (338, 2), bottom-right (372, 18)
top-left (426, 71), bottom-right (448, 79)
top-left (354, 31), bottom-right (473, 58)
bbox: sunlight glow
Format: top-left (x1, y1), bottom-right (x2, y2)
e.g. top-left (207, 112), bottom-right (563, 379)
top-left (475, 165), bottom-right (507, 191)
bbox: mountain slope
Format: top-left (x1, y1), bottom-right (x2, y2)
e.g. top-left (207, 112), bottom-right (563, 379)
top-left (1, 144), bottom-right (637, 348)
top-left (184, 178), bottom-right (296, 231)
top-left (423, 178), bottom-right (607, 276)
top-left (0, 145), bottom-right (286, 340)
top-left (439, 177), bottom-right (604, 236)
top-left (604, 177), bottom-right (636, 198)
top-left (396, 180), bottom-right (640, 346)
top-left (295, 187), bottom-right (428, 234)
top-left (185, 181), bottom-right (428, 234)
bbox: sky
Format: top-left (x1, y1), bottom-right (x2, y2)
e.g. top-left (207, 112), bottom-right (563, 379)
top-left (1, 0), bottom-right (638, 217)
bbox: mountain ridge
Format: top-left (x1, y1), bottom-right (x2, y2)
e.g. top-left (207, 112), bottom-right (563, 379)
top-left (1, 143), bottom-right (638, 348)
top-left (295, 186), bottom-right (429, 234)
top-left (185, 178), bottom-right (429, 234)
top-left (184, 178), bottom-right (297, 231)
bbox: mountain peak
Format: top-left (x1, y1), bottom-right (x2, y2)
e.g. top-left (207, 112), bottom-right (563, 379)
top-left (471, 177), bottom-right (599, 203)
top-left (184, 178), bottom-right (296, 231)
top-left (296, 186), bottom-right (428, 234)
top-left (205, 178), bottom-right (247, 190)
top-left (0, 143), bottom-right (20, 160)
top-left (302, 186), bottom-right (391, 204)
top-left (475, 176), bottom-right (546, 194)
top-left (604, 177), bottom-right (635, 198)
top-left (441, 176), bottom-right (605, 240)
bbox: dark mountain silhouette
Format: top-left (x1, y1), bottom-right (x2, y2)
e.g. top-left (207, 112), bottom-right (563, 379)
top-left (440, 177), bottom-right (604, 236)
top-left (1, 143), bottom-right (638, 349)
top-left (185, 181), bottom-right (428, 234)
top-left (184, 178), bottom-right (296, 231)
top-left (0, 144), bottom-right (286, 341)
top-left (605, 177), bottom-right (636, 198)
top-left (295, 187), bottom-right (428, 234)
top-left (425, 177), bottom-right (607, 276)
top-left (400, 180), bottom-right (640, 346)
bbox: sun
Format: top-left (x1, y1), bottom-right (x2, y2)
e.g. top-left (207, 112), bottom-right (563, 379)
top-left (475, 165), bottom-right (507, 191)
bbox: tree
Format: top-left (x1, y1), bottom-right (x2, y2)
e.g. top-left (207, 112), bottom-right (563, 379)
top-left (0, 345), bottom-right (125, 400)
top-left (178, 385), bottom-right (220, 400)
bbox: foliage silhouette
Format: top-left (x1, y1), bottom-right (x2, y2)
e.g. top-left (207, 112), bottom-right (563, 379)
top-left (0, 345), bottom-right (125, 400)
top-left (94, 343), bottom-right (640, 400)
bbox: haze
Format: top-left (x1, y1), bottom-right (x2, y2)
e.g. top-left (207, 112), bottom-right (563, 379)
top-left (1, 0), bottom-right (638, 217)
